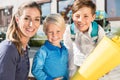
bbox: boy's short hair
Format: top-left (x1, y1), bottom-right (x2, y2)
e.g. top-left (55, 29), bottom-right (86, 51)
top-left (72, 0), bottom-right (96, 15)
top-left (43, 14), bottom-right (66, 33)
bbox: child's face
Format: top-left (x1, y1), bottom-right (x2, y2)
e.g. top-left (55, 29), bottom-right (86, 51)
top-left (46, 23), bottom-right (65, 47)
top-left (72, 7), bottom-right (95, 32)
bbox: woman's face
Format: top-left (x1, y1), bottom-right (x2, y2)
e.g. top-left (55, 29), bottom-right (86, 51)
top-left (16, 7), bottom-right (41, 38)
top-left (72, 7), bottom-right (95, 32)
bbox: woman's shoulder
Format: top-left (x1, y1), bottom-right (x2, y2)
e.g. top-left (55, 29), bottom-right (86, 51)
top-left (0, 40), bottom-right (18, 55)
top-left (0, 40), bottom-right (19, 68)
top-left (0, 40), bottom-right (15, 49)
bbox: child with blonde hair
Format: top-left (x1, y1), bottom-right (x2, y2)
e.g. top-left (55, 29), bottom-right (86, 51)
top-left (32, 14), bottom-right (68, 80)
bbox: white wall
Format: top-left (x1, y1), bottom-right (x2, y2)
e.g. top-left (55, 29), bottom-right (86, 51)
top-left (96, 0), bottom-right (105, 10)
top-left (110, 21), bottom-right (120, 31)
top-left (51, 0), bottom-right (57, 13)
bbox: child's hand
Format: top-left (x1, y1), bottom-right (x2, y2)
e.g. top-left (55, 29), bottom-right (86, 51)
top-left (54, 77), bottom-right (63, 80)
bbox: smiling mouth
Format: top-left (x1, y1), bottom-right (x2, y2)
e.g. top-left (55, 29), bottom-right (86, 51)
top-left (52, 37), bottom-right (59, 41)
top-left (77, 24), bottom-right (84, 28)
top-left (26, 28), bottom-right (35, 32)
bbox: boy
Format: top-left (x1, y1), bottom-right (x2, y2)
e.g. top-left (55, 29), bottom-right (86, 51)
top-left (63, 0), bottom-right (105, 78)
top-left (32, 14), bottom-right (68, 80)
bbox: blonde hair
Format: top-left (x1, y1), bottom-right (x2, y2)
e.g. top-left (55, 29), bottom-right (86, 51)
top-left (6, 1), bottom-right (42, 55)
top-left (43, 14), bottom-right (66, 34)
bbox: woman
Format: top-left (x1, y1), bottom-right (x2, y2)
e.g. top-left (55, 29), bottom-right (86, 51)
top-left (0, 1), bottom-right (42, 80)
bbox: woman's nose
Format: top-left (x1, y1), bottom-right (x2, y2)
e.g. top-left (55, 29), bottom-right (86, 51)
top-left (29, 21), bottom-right (32, 27)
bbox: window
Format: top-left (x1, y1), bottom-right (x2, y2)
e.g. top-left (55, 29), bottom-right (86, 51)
top-left (105, 0), bottom-right (120, 21)
top-left (0, 7), bottom-right (12, 28)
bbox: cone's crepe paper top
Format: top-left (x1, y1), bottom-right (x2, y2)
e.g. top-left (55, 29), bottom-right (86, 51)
top-left (71, 36), bottom-right (120, 80)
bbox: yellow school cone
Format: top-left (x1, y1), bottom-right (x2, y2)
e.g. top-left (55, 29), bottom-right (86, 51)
top-left (70, 71), bottom-right (87, 80)
top-left (71, 36), bottom-right (120, 80)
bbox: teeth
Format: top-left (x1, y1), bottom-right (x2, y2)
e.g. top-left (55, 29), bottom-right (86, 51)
top-left (79, 25), bottom-right (84, 27)
top-left (27, 28), bottom-right (34, 32)
top-left (52, 37), bottom-right (58, 40)
top-left (78, 24), bottom-right (85, 27)
top-left (53, 38), bottom-right (57, 39)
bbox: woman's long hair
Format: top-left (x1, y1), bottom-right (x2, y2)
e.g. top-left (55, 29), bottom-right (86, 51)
top-left (6, 1), bottom-right (42, 55)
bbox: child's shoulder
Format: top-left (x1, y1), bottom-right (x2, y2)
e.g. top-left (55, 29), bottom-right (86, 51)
top-left (91, 21), bottom-right (99, 37)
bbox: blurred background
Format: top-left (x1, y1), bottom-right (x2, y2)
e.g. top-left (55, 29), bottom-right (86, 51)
top-left (0, 0), bottom-right (120, 80)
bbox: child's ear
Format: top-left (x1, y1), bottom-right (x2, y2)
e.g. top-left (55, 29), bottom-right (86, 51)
top-left (92, 14), bottom-right (96, 21)
top-left (62, 28), bottom-right (66, 34)
top-left (72, 14), bottom-right (75, 21)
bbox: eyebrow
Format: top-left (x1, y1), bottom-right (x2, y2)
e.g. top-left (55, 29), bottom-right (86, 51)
top-left (25, 15), bottom-right (41, 18)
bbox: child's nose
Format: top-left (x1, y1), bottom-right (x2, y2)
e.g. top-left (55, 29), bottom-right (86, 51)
top-left (52, 32), bottom-right (57, 37)
top-left (78, 17), bottom-right (82, 22)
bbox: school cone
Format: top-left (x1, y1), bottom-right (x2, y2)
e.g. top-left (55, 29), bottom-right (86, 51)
top-left (70, 70), bottom-right (87, 80)
top-left (71, 36), bottom-right (120, 80)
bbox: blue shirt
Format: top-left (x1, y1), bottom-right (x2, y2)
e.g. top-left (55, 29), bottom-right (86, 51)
top-left (32, 40), bottom-right (68, 80)
top-left (0, 40), bottom-right (29, 80)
